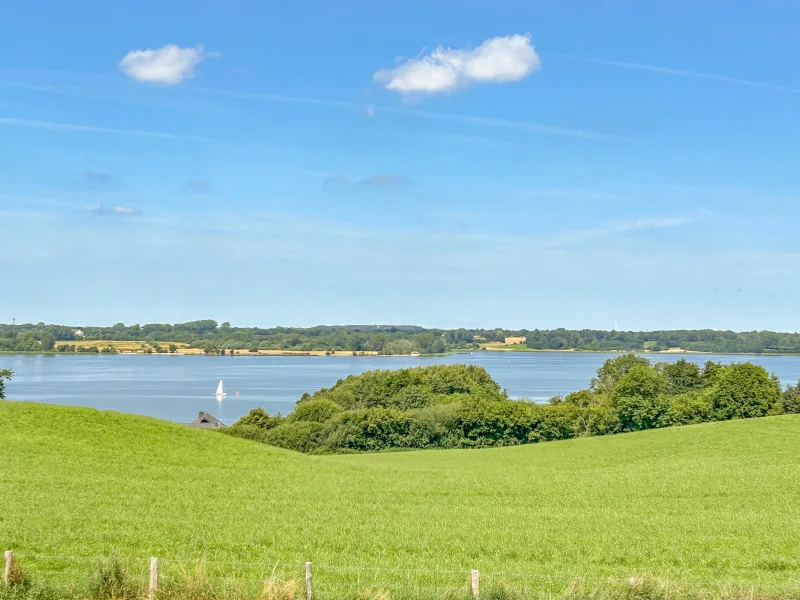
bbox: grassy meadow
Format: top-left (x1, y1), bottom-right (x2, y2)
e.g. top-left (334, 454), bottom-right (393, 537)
top-left (1, 402), bottom-right (799, 598)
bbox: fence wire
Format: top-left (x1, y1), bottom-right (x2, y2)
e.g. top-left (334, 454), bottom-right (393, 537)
top-left (7, 552), bottom-right (800, 599)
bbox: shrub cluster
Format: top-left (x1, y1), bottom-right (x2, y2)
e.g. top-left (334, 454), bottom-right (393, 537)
top-left (226, 357), bottom-right (798, 453)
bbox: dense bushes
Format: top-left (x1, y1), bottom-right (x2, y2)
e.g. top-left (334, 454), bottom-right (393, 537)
top-left (784, 382), bottom-right (800, 414)
top-left (226, 358), bottom-right (795, 453)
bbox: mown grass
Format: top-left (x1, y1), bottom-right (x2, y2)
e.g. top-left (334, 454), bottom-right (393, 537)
top-left (1, 402), bottom-right (799, 599)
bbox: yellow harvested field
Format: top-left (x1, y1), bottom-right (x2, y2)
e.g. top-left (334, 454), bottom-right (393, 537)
top-left (58, 340), bottom-right (189, 353)
top-left (55, 340), bottom-right (379, 356)
top-left (213, 349), bottom-right (380, 356)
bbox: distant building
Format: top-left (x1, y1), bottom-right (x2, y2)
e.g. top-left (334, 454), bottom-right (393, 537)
top-left (187, 411), bottom-right (224, 429)
top-left (74, 329), bottom-right (85, 338)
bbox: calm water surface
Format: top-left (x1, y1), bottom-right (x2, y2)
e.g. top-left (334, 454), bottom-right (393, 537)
top-left (4, 352), bottom-right (800, 425)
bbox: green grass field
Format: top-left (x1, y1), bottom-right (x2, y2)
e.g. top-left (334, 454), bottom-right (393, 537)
top-left (1, 402), bottom-right (799, 598)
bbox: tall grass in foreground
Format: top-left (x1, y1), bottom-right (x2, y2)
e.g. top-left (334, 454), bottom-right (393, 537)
top-left (2, 557), bottom-right (800, 600)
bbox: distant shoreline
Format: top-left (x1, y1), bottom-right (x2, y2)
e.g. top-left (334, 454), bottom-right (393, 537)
top-left (5, 348), bottom-right (800, 357)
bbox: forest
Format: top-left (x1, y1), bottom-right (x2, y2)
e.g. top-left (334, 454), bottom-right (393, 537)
top-left (3, 320), bottom-right (800, 354)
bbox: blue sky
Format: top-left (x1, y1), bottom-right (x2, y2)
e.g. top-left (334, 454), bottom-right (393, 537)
top-left (2, 0), bottom-right (800, 330)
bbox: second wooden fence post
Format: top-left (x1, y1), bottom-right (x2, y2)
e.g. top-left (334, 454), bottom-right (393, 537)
top-left (3, 550), bottom-right (13, 585)
top-left (148, 557), bottom-right (159, 600)
top-left (471, 569), bottom-right (480, 599)
top-left (305, 562), bottom-right (313, 600)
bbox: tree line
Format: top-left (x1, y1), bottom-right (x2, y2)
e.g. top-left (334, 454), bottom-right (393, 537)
top-left (225, 358), bottom-right (800, 453)
top-left (524, 328), bottom-right (800, 353)
top-left (4, 320), bottom-right (800, 355)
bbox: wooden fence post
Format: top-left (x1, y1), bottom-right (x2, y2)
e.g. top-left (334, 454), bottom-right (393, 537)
top-left (471, 569), bottom-right (479, 599)
top-left (305, 562), bottom-right (312, 600)
top-left (3, 551), bottom-right (13, 585)
top-left (148, 557), bottom-right (159, 600)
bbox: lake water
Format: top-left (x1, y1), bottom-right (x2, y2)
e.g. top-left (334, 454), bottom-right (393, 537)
top-left (3, 352), bottom-right (800, 425)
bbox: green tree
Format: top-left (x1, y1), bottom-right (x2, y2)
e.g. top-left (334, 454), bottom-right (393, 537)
top-left (591, 354), bottom-right (651, 394)
top-left (782, 382), bottom-right (800, 414)
top-left (287, 398), bottom-right (343, 423)
top-left (614, 393), bottom-right (670, 431)
top-left (614, 364), bottom-right (667, 400)
top-left (662, 359), bottom-right (703, 394)
top-left (0, 369), bottom-right (12, 399)
top-left (381, 339), bottom-right (416, 355)
top-left (413, 333), bottom-right (436, 354)
top-left (611, 364), bottom-right (669, 431)
top-left (702, 361), bottom-right (723, 384)
top-left (38, 330), bottom-right (56, 351)
top-left (708, 363), bottom-right (782, 420)
top-left (234, 407), bottom-right (282, 430)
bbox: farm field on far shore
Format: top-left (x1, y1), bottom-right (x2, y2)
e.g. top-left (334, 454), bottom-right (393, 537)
top-left (51, 340), bottom-right (379, 356)
top-left (1, 402), bottom-right (799, 597)
top-left (60, 339), bottom-right (185, 352)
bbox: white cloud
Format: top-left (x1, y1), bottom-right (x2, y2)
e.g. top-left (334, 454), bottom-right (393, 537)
top-left (374, 34), bottom-right (540, 95)
top-left (603, 217), bottom-right (693, 233)
top-left (112, 206), bottom-right (140, 216)
top-left (119, 45), bottom-right (215, 84)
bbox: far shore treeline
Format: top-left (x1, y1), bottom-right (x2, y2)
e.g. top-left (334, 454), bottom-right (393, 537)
top-left (4, 320), bottom-right (800, 355)
top-left (227, 357), bottom-right (800, 453)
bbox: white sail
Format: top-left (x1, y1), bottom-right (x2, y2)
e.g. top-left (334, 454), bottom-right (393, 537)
top-left (215, 380), bottom-right (226, 397)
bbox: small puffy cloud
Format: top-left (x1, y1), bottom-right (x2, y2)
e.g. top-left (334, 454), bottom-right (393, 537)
top-left (374, 34), bottom-right (540, 95)
top-left (119, 45), bottom-right (216, 84)
top-left (189, 177), bottom-right (209, 188)
top-left (359, 174), bottom-right (411, 186)
top-left (366, 104), bottom-right (376, 117)
top-left (112, 206), bottom-right (141, 216)
top-left (91, 204), bottom-right (140, 216)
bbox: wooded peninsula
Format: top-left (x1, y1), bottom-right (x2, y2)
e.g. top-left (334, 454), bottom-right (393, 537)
top-left (3, 320), bottom-right (800, 355)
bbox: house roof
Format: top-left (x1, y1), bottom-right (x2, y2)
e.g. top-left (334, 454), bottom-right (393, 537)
top-left (191, 411), bottom-right (223, 425)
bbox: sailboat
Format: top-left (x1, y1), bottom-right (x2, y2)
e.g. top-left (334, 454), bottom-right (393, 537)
top-left (214, 380), bottom-right (226, 399)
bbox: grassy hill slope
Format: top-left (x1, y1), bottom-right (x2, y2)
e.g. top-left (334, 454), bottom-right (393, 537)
top-left (1, 402), bottom-right (799, 596)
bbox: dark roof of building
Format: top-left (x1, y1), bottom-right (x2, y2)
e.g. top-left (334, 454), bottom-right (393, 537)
top-left (188, 411), bottom-right (224, 428)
